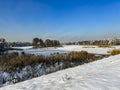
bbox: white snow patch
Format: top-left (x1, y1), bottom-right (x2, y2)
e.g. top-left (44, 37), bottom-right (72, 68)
top-left (12, 46), bottom-right (33, 50)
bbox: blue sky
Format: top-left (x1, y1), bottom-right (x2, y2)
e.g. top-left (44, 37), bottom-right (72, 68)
top-left (0, 0), bottom-right (120, 42)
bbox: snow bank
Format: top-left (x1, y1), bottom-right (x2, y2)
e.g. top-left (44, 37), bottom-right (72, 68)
top-left (1, 55), bottom-right (120, 90)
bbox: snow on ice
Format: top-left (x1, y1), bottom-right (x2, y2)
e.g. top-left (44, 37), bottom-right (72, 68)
top-left (12, 45), bottom-right (120, 56)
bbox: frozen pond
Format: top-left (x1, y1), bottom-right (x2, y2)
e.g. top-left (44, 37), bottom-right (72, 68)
top-left (9, 45), bottom-right (120, 56)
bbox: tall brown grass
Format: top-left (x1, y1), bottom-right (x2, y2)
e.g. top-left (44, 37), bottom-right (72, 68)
top-left (110, 49), bottom-right (120, 55)
top-left (0, 51), bottom-right (98, 72)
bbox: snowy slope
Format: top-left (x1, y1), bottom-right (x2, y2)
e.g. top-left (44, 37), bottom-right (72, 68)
top-left (1, 55), bottom-right (120, 90)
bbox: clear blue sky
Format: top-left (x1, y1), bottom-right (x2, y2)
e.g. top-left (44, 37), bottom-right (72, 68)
top-left (0, 0), bottom-right (120, 42)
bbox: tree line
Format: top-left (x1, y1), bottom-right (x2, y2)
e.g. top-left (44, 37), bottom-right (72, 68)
top-left (65, 39), bottom-right (120, 45)
top-left (32, 38), bottom-right (61, 48)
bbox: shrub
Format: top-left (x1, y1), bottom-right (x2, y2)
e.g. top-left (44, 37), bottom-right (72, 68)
top-left (98, 45), bottom-right (114, 48)
top-left (82, 46), bottom-right (95, 48)
top-left (110, 49), bottom-right (120, 55)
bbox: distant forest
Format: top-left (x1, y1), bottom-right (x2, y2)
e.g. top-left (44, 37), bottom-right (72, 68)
top-left (32, 38), bottom-right (61, 48)
top-left (65, 39), bottom-right (120, 45)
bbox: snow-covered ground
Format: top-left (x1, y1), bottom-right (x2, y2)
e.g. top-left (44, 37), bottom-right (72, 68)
top-left (1, 54), bottom-right (120, 90)
top-left (13, 45), bottom-right (120, 55)
top-left (12, 46), bottom-right (33, 49)
top-left (57, 45), bottom-right (120, 54)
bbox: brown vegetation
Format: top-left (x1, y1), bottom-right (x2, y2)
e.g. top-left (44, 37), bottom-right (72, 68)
top-left (82, 46), bottom-right (95, 48)
top-left (110, 49), bottom-right (120, 55)
top-left (0, 51), bottom-right (98, 72)
top-left (0, 51), bottom-right (108, 85)
top-left (98, 45), bottom-right (114, 48)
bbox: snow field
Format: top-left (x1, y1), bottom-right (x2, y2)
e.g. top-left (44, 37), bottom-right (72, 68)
top-left (13, 45), bottom-right (120, 56)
